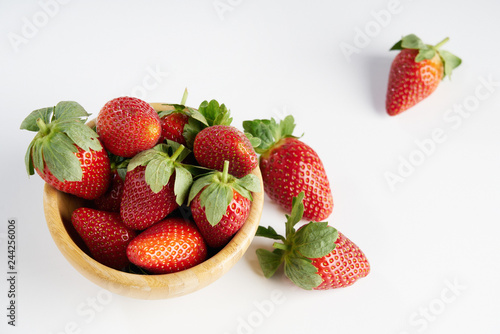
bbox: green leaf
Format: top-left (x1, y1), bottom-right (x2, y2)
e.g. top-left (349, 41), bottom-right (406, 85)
top-left (24, 139), bottom-right (36, 175)
top-left (42, 132), bottom-right (82, 182)
top-left (56, 122), bottom-right (102, 152)
top-left (20, 107), bottom-right (54, 132)
top-left (293, 222), bottom-right (337, 259)
top-left (54, 101), bottom-right (90, 122)
top-left (242, 115), bottom-right (296, 154)
top-left (415, 46), bottom-right (436, 62)
top-left (127, 149), bottom-right (161, 171)
top-left (256, 248), bottom-right (284, 278)
top-left (198, 99), bottom-right (232, 126)
top-left (174, 166), bottom-right (193, 205)
top-left (31, 138), bottom-right (45, 174)
top-left (145, 158), bottom-right (174, 193)
top-left (199, 183), bottom-right (233, 226)
top-left (187, 108), bottom-right (209, 126)
top-left (284, 252), bottom-right (322, 290)
top-left (439, 50), bottom-right (462, 79)
top-left (256, 225), bottom-right (285, 241)
top-left (400, 34), bottom-right (425, 50)
top-left (285, 192), bottom-right (305, 236)
top-left (187, 173), bottom-right (214, 204)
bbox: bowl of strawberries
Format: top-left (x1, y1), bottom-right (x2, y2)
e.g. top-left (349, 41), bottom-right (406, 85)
top-left (23, 94), bottom-right (264, 299)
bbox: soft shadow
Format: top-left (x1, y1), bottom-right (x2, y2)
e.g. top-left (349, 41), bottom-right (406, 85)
top-left (364, 54), bottom-right (393, 115)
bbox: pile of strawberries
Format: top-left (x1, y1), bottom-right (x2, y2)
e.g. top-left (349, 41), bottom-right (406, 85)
top-left (21, 33), bottom-right (461, 291)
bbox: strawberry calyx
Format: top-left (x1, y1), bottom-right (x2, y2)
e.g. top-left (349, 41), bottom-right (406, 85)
top-left (255, 192), bottom-right (338, 290)
top-left (127, 141), bottom-right (194, 205)
top-left (242, 115), bottom-right (299, 156)
top-left (184, 99), bottom-right (232, 149)
top-left (187, 160), bottom-right (261, 226)
top-left (20, 101), bottom-right (102, 182)
top-left (390, 34), bottom-right (462, 79)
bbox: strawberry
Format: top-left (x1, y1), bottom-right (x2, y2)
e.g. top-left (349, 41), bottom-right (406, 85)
top-left (96, 96), bottom-right (161, 157)
top-left (194, 125), bottom-right (258, 178)
top-left (188, 160), bottom-right (261, 248)
top-left (120, 142), bottom-right (194, 230)
top-left (71, 207), bottom-right (137, 270)
top-left (386, 34), bottom-right (461, 116)
top-left (243, 115), bottom-right (333, 221)
top-left (94, 169), bottom-right (125, 212)
top-left (159, 112), bottom-right (189, 145)
top-left (21, 101), bottom-right (111, 200)
top-left (126, 217), bottom-right (207, 274)
top-left (256, 192), bottom-right (370, 290)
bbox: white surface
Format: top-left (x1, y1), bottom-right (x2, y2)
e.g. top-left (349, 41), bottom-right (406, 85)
top-left (1, 0), bottom-right (499, 333)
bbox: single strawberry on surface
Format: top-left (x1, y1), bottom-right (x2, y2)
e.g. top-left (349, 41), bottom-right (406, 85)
top-left (21, 101), bottom-right (111, 200)
top-left (188, 160), bottom-right (261, 248)
top-left (71, 207), bottom-right (137, 271)
top-left (127, 217), bottom-right (207, 274)
top-left (386, 34), bottom-right (462, 116)
top-left (243, 115), bottom-right (333, 222)
top-left (256, 192), bottom-right (370, 290)
top-left (96, 96), bottom-right (161, 157)
top-left (120, 142), bottom-right (194, 230)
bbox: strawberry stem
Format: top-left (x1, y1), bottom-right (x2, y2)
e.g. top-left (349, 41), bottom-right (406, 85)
top-left (181, 88), bottom-right (188, 105)
top-left (273, 242), bottom-right (290, 251)
top-left (434, 37), bottom-right (449, 50)
top-left (222, 160), bottom-right (230, 183)
top-left (170, 145), bottom-right (184, 161)
top-left (36, 118), bottom-right (49, 135)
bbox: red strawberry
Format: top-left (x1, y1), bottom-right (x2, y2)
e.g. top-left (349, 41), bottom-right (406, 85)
top-left (188, 161), bottom-right (260, 248)
top-left (256, 192), bottom-right (370, 290)
top-left (21, 101), bottom-right (111, 200)
top-left (194, 125), bottom-right (258, 178)
top-left (71, 207), bottom-right (137, 270)
top-left (310, 231), bottom-right (370, 289)
top-left (159, 111), bottom-right (189, 145)
top-left (96, 97), bottom-right (161, 157)
top-left (120, 165), bottom-right (178, 230)
top-left (243, 116), bottom-right (333, 221)
top-left (94, 169), bottom-right (125, 212)
top-left (120, 143), bottom-right (194, 230)
top-left (386, 34), bottom-right (461, 116)
top-left (126, 217), bottom-right (207, 274)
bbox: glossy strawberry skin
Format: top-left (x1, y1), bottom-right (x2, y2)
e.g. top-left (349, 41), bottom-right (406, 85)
top-left (194, 125), bottom-right (258, 178)
top-left (260, 137), bottom-right (333, 221)
top-left (126, 217), bottom-right (207, 274)
top-left (190, 189), bottom-right (251, 248)
top-left (120, 166), bottom-right (179, 230)
top-left (71, 208), bottom-right (137, 270)
top-left (309, 232), bottom-right (370, 290)
top-left (158, 112), bottom-right (189, 145)
top-left (386, 49), bottom-right (444, 116)
top-left (94, 170), bottom-right (124, 212)
top-left (37, 145), bottom-right (111, 200)
top-left (96, 97), bottom-right (161, 157)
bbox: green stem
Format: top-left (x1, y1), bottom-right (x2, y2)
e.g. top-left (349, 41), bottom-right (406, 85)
top-left (221, 160), bottom-right (230, 183)
top-left (273, 242), bottom-right (290, 251)
top-left (170, 145), bottom-right (184, 161)
top-left (36, 118), bottom-right (49, 135)
top-left (434, 37), bottom-right (449, 50)
top-left (181, 88), bottom-right (188, 106)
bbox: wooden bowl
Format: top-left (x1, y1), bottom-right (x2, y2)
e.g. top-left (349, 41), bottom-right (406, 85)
top-left (42, 115), bottom-right (264, 299)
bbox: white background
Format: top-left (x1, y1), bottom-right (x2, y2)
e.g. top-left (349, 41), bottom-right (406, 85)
top-left (1, 0), bottom-right (499, 333)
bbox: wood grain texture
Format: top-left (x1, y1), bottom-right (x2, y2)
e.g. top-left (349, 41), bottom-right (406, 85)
top-left (43, 115), bottom-right (264, 299)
